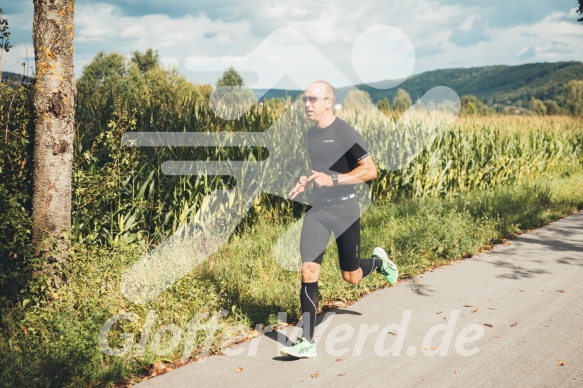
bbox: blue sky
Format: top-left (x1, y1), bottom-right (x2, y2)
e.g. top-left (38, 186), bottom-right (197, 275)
top-left (2, 0), bottom-right (583, 89)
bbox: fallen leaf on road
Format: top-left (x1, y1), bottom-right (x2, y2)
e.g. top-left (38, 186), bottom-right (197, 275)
top-left (463, 304), bottom-right (473, 307)
top-left (454, 371), bottom-right (460, 375)
top-left (557, 361), bottom-right (565, 366)
top-left (483, 323), bottom-right (493, 328)
top-left (335, 358), bottom-right (342, 362)
top-left (338, 373), bottom-right (346, 376)
top-left (471, 308), bottom-right (478, 313)
top-left (311, 373), bottom-right (319, 378)
top-left (556, 290), bottom-right (565, 293)
top-left (510, 322), bottom-right (518, 327)
top-left (235, 367), bottom-right (243, 373)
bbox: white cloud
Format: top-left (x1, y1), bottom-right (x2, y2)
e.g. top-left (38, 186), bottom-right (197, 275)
top-left (413, 10), bottom-right (583, 72)
top-left (1, 0), bottom-right (582, 88)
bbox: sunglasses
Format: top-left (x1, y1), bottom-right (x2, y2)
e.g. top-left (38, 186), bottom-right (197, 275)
top-left (302, 95), bottom-right (331, 104)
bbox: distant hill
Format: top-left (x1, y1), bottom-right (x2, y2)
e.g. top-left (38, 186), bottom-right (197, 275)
top-left (1, 71), bottom-right (32, 85)
top-left (252, 62), bottom-right (583, 109)
top-left (342, 61), bottom-right (583, 108)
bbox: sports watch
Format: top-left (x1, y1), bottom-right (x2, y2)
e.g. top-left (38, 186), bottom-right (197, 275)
top-left (331, 173), bottom-right (339, 186)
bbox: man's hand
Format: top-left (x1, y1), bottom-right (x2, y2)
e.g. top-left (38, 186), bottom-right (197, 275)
top-left (308, 170), bottom-right (333, 188)
top-left (289, 175), bottom-right (308, 200)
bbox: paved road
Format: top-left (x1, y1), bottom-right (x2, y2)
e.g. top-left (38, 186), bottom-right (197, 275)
top-left (138, 212), bottom-right (583, 387)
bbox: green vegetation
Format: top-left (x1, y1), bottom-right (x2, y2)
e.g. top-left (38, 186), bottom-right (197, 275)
top-left (76, 50), bottom-right (208, 110)
top-left (564, 79), bottom-right (583, 115)
top-left (392, 88), bottom-right (412, 113)
top-left (1, 51), bottom-right (583, 386)
top-left (461, 95), bottom-right (492, 115)
top-left (375, 97), bottom-right (391, 114)
top-left (342, 89), bottom-right (374, 111)
top-left (0, 83), bottom-right (34, 303)
top-left (530, 98), bottom-right (547, 115)
top-left (217, 66), bottom-right (246, 87)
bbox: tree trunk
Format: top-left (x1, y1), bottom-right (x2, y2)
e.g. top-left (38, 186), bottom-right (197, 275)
top-left (32, 0), bottom-right (75, 264)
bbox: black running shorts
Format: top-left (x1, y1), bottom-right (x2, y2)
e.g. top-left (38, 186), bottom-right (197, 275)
top-left (300, 198), bottom-right (361, 272)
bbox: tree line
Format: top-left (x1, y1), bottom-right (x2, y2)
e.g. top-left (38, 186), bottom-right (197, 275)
top-left (341, 61), bottom-right (583, 116)
top-left (339, 81), bottom-right (583, 116)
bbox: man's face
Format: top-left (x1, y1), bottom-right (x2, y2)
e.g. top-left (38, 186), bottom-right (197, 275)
top-left (303, 83), bottom-right (333, 122)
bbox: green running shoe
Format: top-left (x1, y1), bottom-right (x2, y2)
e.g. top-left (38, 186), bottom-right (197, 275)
top-left (280, 337), bottom-right (317, 358)
top-left (373, 247), bottom-right (398, 285)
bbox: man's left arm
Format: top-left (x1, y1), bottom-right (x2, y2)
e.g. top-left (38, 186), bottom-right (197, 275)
top-left (337, 155), bottom-right (377, 184)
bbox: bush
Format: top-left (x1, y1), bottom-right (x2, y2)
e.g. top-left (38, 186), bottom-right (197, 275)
top-left (0, 83), bottom-right (35, 302)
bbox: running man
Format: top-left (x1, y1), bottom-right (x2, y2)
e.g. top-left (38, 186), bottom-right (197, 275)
top-left (280, 81), bottom-right (398, 359)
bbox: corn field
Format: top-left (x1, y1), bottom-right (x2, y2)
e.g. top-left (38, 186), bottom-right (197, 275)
top-left (72, 95), bottom-right (583, 247)
top-left (353, 114), bottom-right (583, 199)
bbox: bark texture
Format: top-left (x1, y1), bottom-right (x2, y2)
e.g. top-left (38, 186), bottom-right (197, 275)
top-left (32, 0), bottom-right (75, 260)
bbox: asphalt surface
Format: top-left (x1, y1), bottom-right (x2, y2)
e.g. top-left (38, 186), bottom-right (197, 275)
top-left (138, 211), bottom-right (583, 387)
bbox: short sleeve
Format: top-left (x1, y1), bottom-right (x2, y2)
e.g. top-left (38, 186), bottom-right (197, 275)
top-left (341, 123), bottom-right (370, 162)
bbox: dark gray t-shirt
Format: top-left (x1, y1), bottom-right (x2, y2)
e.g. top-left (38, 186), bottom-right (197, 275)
top-left (307, 117), bottom-right (370, 199)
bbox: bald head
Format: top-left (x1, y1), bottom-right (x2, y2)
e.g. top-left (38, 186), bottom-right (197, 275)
top-left (306, 81), bottom-right (336, 103)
